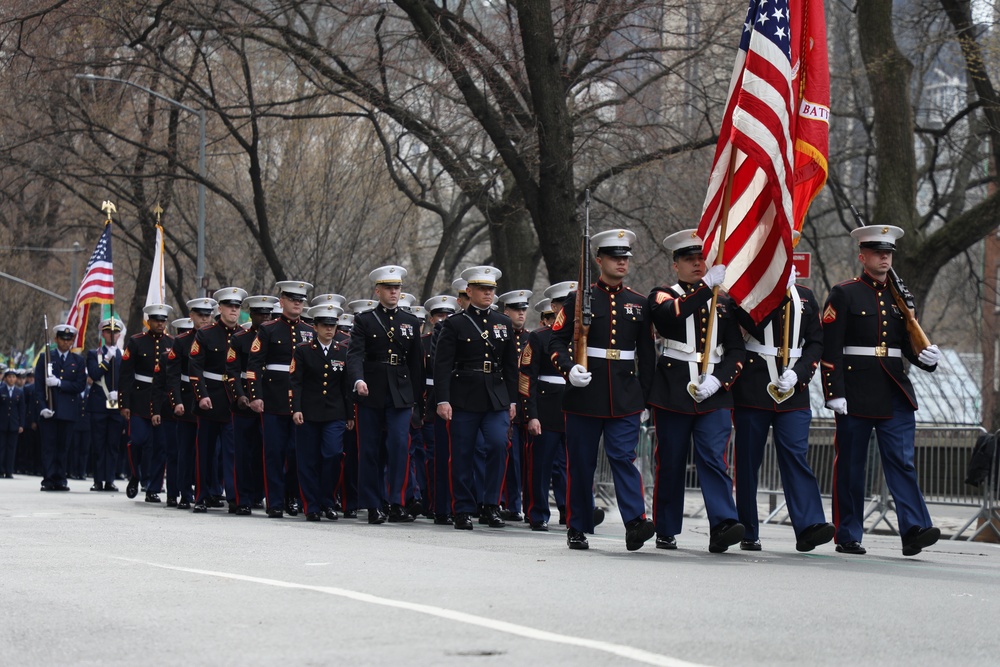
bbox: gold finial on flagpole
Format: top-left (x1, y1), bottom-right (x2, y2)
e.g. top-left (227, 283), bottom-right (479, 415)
top-left (101, 200), bottom-right (117, 222)
top-left (152, 203), bottom-right (163, 225)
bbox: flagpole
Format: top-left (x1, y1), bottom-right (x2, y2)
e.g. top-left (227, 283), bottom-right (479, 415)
top-left (699, 152), bottom-right (737, 380)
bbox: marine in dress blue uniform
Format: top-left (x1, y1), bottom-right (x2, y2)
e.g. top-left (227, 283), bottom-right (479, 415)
top-left (821, 225), bottom-right (941, 557)
top-left (498, 289), bottom-right (532, 522)
top-left (332, 309), bottom-right (360, 517)
top-left (434, 266), bottom-right (519, 530)
top-left (404, 304), bottom-right (431, 514)
top-left (119, 304), bottom-right (174, 501)
top-left (647, 230), bottom-right (745, 553)
top-left (732, 261), bottom-right (834, 552)
top-left (291, 304), bottom-right (354, 521)
top-left (548, 230), bottom-right (656, 551)
top-left (34, 324), bottom-right (88, 491)
top-left (87, 318), bottom-right (126, 493)
top-left (0, 369), bottom-right (26, 478)
top-left (188, 287), bottom-right (247, 513)
top-left (247, 281), bottom-right (315, 518)
top-left (165, 315), bottom-right (201, 509)
top-left (422, 295), bottom-right (460, 524)
top-left (347, 267), bottom-right (425, 524)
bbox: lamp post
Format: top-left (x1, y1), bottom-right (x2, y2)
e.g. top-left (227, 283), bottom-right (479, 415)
top-left (74, 73), bottom-right (206, 296)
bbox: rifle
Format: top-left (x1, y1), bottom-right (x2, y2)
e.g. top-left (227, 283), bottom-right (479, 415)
top-left (844, 202), bottom-right (932, 354)
top-left (43, 314), bottom-right (53, 409)
top-left (573, 189), bottom-right (593, 369)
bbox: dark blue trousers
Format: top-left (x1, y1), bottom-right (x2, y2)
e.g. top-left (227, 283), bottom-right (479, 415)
top-left (262, 413), bottom-right (296, 512)
top-left (296, 419), bottom-right (346, 514)
top-left (552, 437), bottom-right (567, 510)
top-left (565, 413), bottom-right (645, 533)
top-left (524, 429), bottom-right (564, 525)
top-left (357, 404), bottom-right (411, 508)
top-left (408, 418), bottom-right (427, 504)
top-left (128, 416), bottom-right (165, 493)
top-left (195, 417), bottom-right (234, 504)
top-left (734, 407), bottom-right (826, 541)
top-left (833, 393), bottom-right (932, 544)
top-left (38, 419), bottom-right (72, 487)
top-left (70, 427), bottom-right (90, 478)
top-left (448, 409), bottom-right (509, 514)
top-left (161, 419), bottom-right (178, 499)
top-left (175, 421), bottom-right (197, 503)
top-left (652, 408), bottom-right (736, 537)
top-left (233, 412), bottom-right (262, 507)
top-left (0, 430), bottom-right (17, 476)
top-left (433, 415), bottom-right (451, 516)
top-left (502, 424), bottom-right (526, 512)
top-left (334, 424), bottom-right (359, 511)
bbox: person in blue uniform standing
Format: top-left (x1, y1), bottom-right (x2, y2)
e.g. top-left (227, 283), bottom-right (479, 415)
top-left (332, 309), bottom-right (360, 518)
top-left (88, 317), bottom-right (125, 492)
top-left (34, 323), bottom-right (88, 492)
top-left (821, 225), bottom-right (941, 557)
top-left (647, 230), bottom-right (745, 553)
top-left (732, 258), bottom-right (835, 552)
top-left (434, 266), bottom-right (519, 530)
top-left (347, 266), bottom-right (425, 524)
top-left (422, 295), bottom-right (460, 525)
top-left (548, 230), bottom-right (656, 552)
top-left (497, 289), bottom-right (532, 522)
top-left (165, 315), bottom-right (200, 509)
top-left (0, 368), bottom-right (26, 478)
top-left (291, 303), bottom-right (354, 521)
top-left (247, 281), bottom-right (315, 518)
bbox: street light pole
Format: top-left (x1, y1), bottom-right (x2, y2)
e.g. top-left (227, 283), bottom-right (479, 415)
top-left (75, 72), bottom-right (207, 296)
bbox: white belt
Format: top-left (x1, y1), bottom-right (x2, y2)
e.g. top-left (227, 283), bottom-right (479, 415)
top-left (202, 371), bottom-right (225, 382)
top-left (745, 341), bottom-right (802, 358)
top-left (181, 374), bottom-right (191, 383)
top-left (844, 346), bottom-right (901, 358)
top-left (425, 378), bottom-right (434, 386)
top-left (134, 373), bottom-right (153, 384)
top-left (266, 364), bottom-right (291, 372)
top-left (661, 348), bottom-right (722, 364)
top-left (586, 346), bottom-right (635, 361)
top-left (539, 375), bottom-right (566, 385)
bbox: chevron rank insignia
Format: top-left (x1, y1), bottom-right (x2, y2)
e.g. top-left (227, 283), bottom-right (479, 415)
top-left (822, 304), bottom-right (837, 323)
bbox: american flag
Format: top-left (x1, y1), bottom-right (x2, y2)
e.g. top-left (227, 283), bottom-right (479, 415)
top-left (67, 221), bottom-right (115, 348)
top-left (698, 0), bottom-right (794, 324)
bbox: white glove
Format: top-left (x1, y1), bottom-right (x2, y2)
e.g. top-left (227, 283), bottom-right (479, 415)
top-left (917, 344), bottom-right (940, 366)
top-left (695, 375), bottom-right (722, 401)
top-left (568, 364), bottom-right (592, 388)
top-left (45, 376), bottom-right (61, 387)
top-left (826, 398), bottom-right (847, 415)
top-left (40, 408), bottom-right (55, 419)
top-left (786, 265), bottom-right (798, 291)
top-left (640, 409), bottom-right (650, 423)
top-left (108, 391), bottom-right (119, 402)
top-left (776, 369), bottom-right (798, 393)
top-left (703, 264), bottom-right (727, 289)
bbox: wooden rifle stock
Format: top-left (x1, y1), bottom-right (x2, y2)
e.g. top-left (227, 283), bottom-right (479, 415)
top-left (888, 274), bottom-right (932, 354)
top-left (573, 190), bottom-right (592, 369)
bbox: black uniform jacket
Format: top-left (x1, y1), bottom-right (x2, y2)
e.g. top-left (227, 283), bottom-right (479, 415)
top-left (519, 325), bottom-right (566, 432)
top-left (346, 304), bottom-right (424, 412)
top-left (821, 272), bottom-right (935, 418)
top-left (165, 330), bottom-right (198, 423)
top-left (291, 339), bottom-right (353, 422)
top-left (247, 316), bottom-right (315, 415)
top-left (646, 280), bottom-right (744, 414)
top-left (86, 346), bottom-right (122, 413)
top-left (225, 327), bottom-right (258, 416)
top-left (732, 284), bottom-right (823, 412)
top-left (510, 328), bottom-right (528, 424)
top-left (188, 321), bottom-right (241, 422)
top-left (548, 281), bottom-right (655, 418)
top-left (421, 332), bottom-right (435, 423)
top-left (434, 305), bottom-right (518, 413)
top-left (120, 331), bottom-right (172, 419)
top-left (33, 348), bottom-right (88, 422)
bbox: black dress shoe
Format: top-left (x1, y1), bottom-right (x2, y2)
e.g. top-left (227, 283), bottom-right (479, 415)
top-left (206, 497), bottom-right (225, 509)
top-left (434, 514), bottom-right (454, 526)
top-left (656, 535), bottom-right (677, 550)
top-left (453, 512), bottom-right (474, 530)
top-left (388, 503), bottom-right (415, 523)
top-left (252, 501), bottom-right (264, 510)
top-left (90, 483), bottom-right (103, 492)
top-left (235, 506), bottom-right (252, 516)
top-left (40, 483), bottom-right (54, 492)
top-left (740, 540), bottom-right (762, 551)
top-left (166, 497), bottom-right (178, 508)
top-left (593, 507), bottom-right (606, 527)
top-left (192, 501), bottom-right (208, 513)
top-left (342, 509), bottom-right (358, 519)
top-left (55, 484), bottom-right (71, 491)
top-left (177, 501), bottom-right (191, 510)
top-left (709, 519), bottom-right (745, 553)
top-left (144, 492), bottom-right (161, 503)
top-left (126, 477), bottom-right (139, 499)
top-left (306, 512), bottom-right (321, 522)
top-left (530, 521), bottom-right (549, 532)
top-left (796, 522), bottom-right (836, 552)
top-left (284, 499), bottom-right (300, 516)
top-left (835, 541), bottom-right (867, 555)
top-left (406, 499), bottom-right (423, 517)
top-left (625, 517), bottom-right (655, 551)
top-left (4, 473), bottom-right (12, 479)
top-left (228, 502), bottom-right (237, 514)
top-left (115, 473), bottom-right (125, 480)
top-left (322, 508), bottom-right (338, 521)
top-left (367, 507), bottom-right (387, 524)
top-left (502, 509), bottom-right (524, 522)
top-left (902, 526), bottom-right (941, 557)
top-left (557, 505), bottom-right (567, 525)
top-left (567, 528), bottom-right (589, 550)
top-left (267, 508), bottom-right (284, 518)
top-left (104, 482), bottom-right (118, 492)
top-left (484, 504), bottom-right (505, 528)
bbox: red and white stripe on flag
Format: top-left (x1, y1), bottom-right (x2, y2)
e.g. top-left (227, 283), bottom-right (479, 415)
top-left (698, 0), bottom-right (794, 324)
top-left (66, 222), bottom-right (114, 348)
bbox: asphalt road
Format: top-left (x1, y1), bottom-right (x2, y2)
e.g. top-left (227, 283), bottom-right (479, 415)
top-left (2, 475), bottom-right (999, 667)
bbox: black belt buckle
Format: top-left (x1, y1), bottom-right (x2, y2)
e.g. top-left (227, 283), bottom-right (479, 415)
top-left (390, 353), bottom-right (399, 365)
top-left (483, 361), bottom-right (492, 374)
